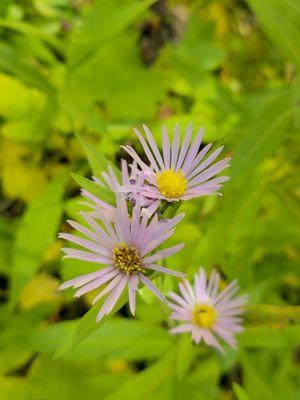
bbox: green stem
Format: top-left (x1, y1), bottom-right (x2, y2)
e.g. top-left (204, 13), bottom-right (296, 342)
top-left (245, 304), bottom-right (300, 327)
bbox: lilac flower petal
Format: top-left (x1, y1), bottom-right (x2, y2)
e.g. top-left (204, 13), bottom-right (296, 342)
top-left (62, 248), bottom-right (111, 264)
top-left (188, 159), bottom-right (230, 187)
top-left (170, 311), bottom-right (191, 321)
top-left (187, 175), bottom-right (230, 190)
top-left (92, 273), bottom-right (124, 305)
top-left (143, 243), bottom-right (184, 264)
top-left (141, 228), bottom-right (176, 256)
top-left (162, 125), bottom-right (171, 169)
top-left (179, 282), bottom-right (195, 305)
top-left (75, 269), bottom-right (119, 298)
top-left (169, 323), bottom-right (194, 334)
top-left (207, 269), bottom-right (220, 298)
top-left (138, 273), bottom-right (166, 302)
top-left (176, 122), bottom-right (193, 171)
top-left (145, 264), bottom-right (185, 277)
top-left (149, 213), bottom-right (185, 241)
top-left (181, 128), bottom-right (203, 173)
top-left (134, 128), bottom-right (160, 172)
top-left (168, 291), bottom-right (190, 308)
top-left (121, 145), bottom-right (155, 183)
top-left (59, 233), bottom-right (111, 258)
top-left (81, 190), bottom-right (112, 212)
top-left (185, 143), bottom-right (213, 176)
top-left (128, 274), bottom-right (138, 315)
top-left (80, 212), bottom-right (115, 248)
top-left (141, 200), bottom-right (160, 218)
top-left (121, 159), bottom-right (130, 185)
top-left (171, 124), bottom-right (180, 168)
top-left (58, 267), bottom-right (113, 290)
top-left (182, 278), bottom-right (196, 302)
top-left (142, 124), bottom-right (165, 170)
top-left (213, 326), bottom-right (237, 348)
top-left (96, 275), bottom-right (128, 322)
top-left (213, 280), bottom-right (239, 305)
top-left (66, 219), bottom-right (103, 244)
top-left (202, 330), bottom-right (224, 352)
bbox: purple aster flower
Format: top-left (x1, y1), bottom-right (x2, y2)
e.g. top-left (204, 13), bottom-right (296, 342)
top-left (168, 267), bottom-right (247, 352)
top-left (58, 194), bottom-right (185, 322)
top-left (122, 123), bottom-right (230, 202)
top-left (82, 160), bottom-right (159, 217)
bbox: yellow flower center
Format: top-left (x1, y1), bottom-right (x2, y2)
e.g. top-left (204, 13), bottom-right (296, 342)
top-left (156, 169), bottom-right (187, 199)
top-left (113, 244), bottom-right (143, 275)
top-left (192, 304), bottom-right (217, 328)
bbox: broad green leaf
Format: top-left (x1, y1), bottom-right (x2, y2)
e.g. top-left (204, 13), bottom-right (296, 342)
top-left (9, 173), bottom-right (67, 307)
top-left (65, 318), bottom-right (172, 361)
top-left (71, 173), bottom-right (116, 206)
top-left (54, 292), bottom-right (127, 358)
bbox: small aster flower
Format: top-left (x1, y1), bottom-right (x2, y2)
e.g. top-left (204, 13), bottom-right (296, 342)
top-left (122, 123), bottom-right (230, 202)
top-left (58, 194), bottom-right (185, 322)
top-left (168, 267), bottom-right (247, 352)
top-left (82, 160), bottom-right (159, 217)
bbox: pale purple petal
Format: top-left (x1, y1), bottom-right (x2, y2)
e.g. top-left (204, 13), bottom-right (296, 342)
top-left (58, 267), bottom-right (113, 290)
top-left (144, 264), bottom-right (185, 277)
top-left (171, 124), bottom-right (180, 168)
top-left (143, 243), bottom-right (184, 264)
top-left (169, 323), bottom-right (194, 334)
top-left (92, 273), bottom-right (124, 305)
top-left (181, 128), bottom-right (203, 173)
top-left (138, 273), bottom-right (166, 302)
top-left (62, 248), bottom-right (111, 264)
top-left (176, 122), bottom-right (193, 171)
top-left (75, 269), bottom-right (119, 298)
top-left (134, 128), bottom-right (160, 172)
top-left (96, 275), bottom-right (128, 322)
top-left (59, 233), bottom-right (111, 258)
top-left (128, 274), bottom-right (138, 315)
top-left (185, 143), bottom-right (213, 176)
top-left (142, 124), bottom-right (165, 170)
top-left (162, 125), bottom-right (171, 169)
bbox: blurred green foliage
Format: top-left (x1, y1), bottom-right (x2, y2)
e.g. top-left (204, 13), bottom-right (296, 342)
top-left (0, 0), bottom-right (300, 399)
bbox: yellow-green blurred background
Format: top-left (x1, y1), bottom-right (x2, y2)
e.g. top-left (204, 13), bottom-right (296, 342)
top-left (0, 1), bottom-right (300, 399)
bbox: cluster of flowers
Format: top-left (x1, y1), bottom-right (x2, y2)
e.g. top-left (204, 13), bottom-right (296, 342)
top-left (59, 123), bottom-right (247, 352)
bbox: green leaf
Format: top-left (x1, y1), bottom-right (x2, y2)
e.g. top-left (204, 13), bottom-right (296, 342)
top-left (54, 292), bottom-right (127, 358)
top-left (233, 383), bottom-right (251, 400)
top-left (0, 42), bottom-right (55, 93)
top-left (9, 173), bottom-right (67, 307)
top-left (75, 132), bottom-right (121, 181)
top-left (239, 351), bottom-right (274, 400)
top-left (71, 173), bottom-right (116, 206)
top-left (0, 304), bottom-right (54, 374)
top-left (175, 334), bottom-right (194, 380)
top-left (64, 318), bottom-right (172, 361)
top-left (247, 0), bottom-right (300, 68)
top-left (240, 325), bottom-right (300, 347)
top-left (105, 350), bottom-right (175, 400)
top-left (68, 0), bottom-right (156, 73)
